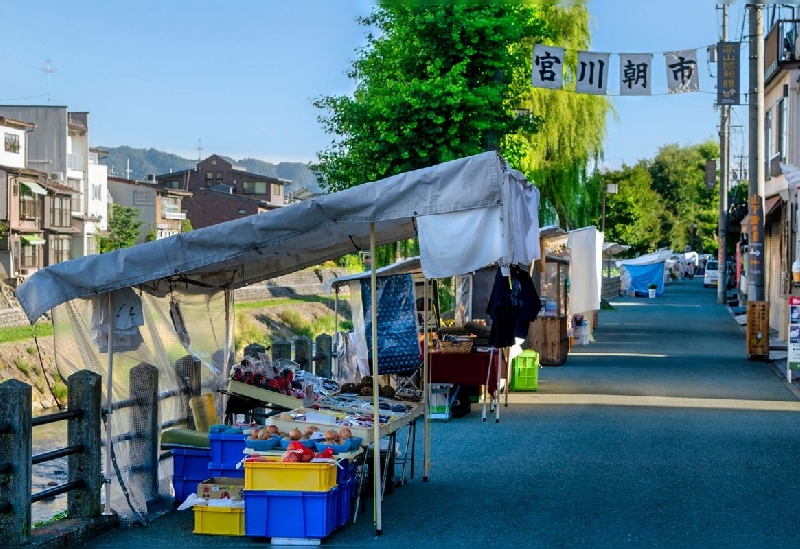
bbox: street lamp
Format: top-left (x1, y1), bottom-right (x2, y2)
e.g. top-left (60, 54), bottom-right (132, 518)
top-left (601, 183), bottom-right (618, 233)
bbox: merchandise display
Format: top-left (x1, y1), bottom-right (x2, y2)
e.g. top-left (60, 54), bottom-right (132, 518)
top-left (229, 353), bottom-right (340, 402)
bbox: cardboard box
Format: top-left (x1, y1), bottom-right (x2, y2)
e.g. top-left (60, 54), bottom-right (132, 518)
top-left (198, 477), bottom-right (244, 500)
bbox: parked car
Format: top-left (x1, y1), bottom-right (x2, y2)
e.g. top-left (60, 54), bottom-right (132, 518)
top-left (704, 259), bottom-right (719, 287)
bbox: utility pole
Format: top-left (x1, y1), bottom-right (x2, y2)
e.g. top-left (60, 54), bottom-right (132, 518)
top-left (748, 4), bottom-right (765, 302)
top-left (718, 4), bottom-right (729, 305)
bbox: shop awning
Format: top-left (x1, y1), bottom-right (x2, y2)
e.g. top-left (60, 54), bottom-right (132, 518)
top-left (740, 195), bottom-right (782, 227)
top-left (20, 235), bottom-right (45, 246)
top-left (20, 180), bottom-right (48, 195)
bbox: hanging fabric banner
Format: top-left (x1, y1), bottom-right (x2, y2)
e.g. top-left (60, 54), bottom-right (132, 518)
top-left (619, 53), bottom-right (652, 95)
top-left (665, 49), bottom-right (699, 93)
top-left (532, 45), bottom-right (564, 89)
top-left (575, 51), bottom-right (610, 95)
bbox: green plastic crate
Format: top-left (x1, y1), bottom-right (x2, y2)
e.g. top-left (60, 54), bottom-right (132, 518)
top-left (511, 350), bottom-right (539, 391)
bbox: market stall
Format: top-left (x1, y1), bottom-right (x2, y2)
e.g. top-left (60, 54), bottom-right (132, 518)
top-left (15, 151), bottom-right (541, 536)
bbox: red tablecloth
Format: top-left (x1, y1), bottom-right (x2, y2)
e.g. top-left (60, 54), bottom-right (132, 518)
top-left (429, 350), bottom-right (500, 393)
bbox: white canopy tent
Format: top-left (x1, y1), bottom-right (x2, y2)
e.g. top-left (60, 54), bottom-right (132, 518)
top-left (15, 151), bottom-right (542, 534)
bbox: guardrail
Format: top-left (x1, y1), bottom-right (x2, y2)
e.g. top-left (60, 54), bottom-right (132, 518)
top-left (0, 370), bottom-right (103, 546)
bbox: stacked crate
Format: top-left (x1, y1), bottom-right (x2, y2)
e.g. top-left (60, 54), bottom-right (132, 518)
top-left (208, 431), bottom-right (248, 478)
top-left (171, 447), bottom-right (212, 504)
top-left (242, 457), bottom-right (349, 540)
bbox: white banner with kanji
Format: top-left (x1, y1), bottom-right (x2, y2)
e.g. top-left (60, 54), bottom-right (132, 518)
top-left (575, 51), bottom-right (610, 95)
top-left (619, 53), bottom-right (652, 96)
top-left (532, 45), bottom-right (564, 89)
top-left (665, 49), bottom-right (699, 93)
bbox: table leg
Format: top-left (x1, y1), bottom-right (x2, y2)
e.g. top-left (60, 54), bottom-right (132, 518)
top-left (352, 446), bottom-right (369, 523)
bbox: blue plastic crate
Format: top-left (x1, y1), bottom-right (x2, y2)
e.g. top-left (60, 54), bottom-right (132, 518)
top-left (243, 487), bottom-right (339, 539)
top-left (335, 458), bottom-right (358, 485)
top-left (208, 462), bottom-right (244, 479)
top-left (171, 447), bottom-right (211, 503)
top-left (208, 432), bottom-right (247, 466)
top-left (336, 476), bottom-right (354, 528)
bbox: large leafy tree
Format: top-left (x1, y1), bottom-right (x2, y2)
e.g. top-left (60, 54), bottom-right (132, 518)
top-left (312, 4), bottom-right (547, 194)
top-left (312, 4), bottom-right (610, 265)
top-left (97, 204), bottom-right (144, 253)
top-left (517, 5), bottom-right (610, 228)
top-left (602, 162), bottom-right (669, 256)
top-left (601, 139), bottom-right (721, 256)
top-left (648, 140), bottom-right (719, 253)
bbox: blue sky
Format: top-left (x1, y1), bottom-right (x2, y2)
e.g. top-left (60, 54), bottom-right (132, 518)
top-left (0, 1), bottom-right (757, 170)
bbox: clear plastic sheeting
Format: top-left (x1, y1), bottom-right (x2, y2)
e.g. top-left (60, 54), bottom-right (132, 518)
top-left (51, 285), bottom-right (235, 525)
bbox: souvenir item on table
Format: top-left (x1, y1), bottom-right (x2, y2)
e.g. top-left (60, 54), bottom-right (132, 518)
top-left (316, 393), bottom-right (411, 417)
top-left (229, 354), bottom-right (339, 402)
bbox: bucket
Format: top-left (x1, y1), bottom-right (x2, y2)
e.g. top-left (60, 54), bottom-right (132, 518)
top-left (190, 393), bottom-right (218, 433)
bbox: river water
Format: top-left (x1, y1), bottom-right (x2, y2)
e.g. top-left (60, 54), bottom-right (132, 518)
top-left (31, 409), bottom-right (69, 525)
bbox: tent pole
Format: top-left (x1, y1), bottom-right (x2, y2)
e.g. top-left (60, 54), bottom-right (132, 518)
top-left (422, 280), bottom-right (430, 481)
top-left (370, 222), bottom-right (382, 535)
top-left (333, 287), bottom-right (339, 379)
top-left (103, 292), bottom-right (114, 515)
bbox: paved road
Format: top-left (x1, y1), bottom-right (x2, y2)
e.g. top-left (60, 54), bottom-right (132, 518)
top-left (78, 278), bottom-right (800, 546)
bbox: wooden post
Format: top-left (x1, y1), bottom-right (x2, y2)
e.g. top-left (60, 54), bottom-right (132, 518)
top-left (129, 363), bottom-right (159, 502)
top-left (175, 355), bottom-right (201, 430)
top-left (67, 370), bottom-right (102, 519)
top-left (0, 379), bottom-right (32, 545)
top-left (293, 336), bottom-right (311, 372)
top-left (314, 334), bottom-right (332, 378)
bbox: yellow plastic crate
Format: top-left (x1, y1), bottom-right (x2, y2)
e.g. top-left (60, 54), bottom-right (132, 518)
top-left (193, 505), bottom-right (245, 536)
top-left (244, 460), bottom-right (338, 492)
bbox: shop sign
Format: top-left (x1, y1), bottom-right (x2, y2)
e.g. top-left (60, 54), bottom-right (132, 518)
top-left (789, 296), bottom-right (800, 375)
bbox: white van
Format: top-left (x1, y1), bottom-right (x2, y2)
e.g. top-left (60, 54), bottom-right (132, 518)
top-left (704, 259), bottom-right (719, 287)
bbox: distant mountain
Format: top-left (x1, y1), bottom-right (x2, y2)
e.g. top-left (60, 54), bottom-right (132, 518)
top-left (99, 146), bottom-right (322, 194)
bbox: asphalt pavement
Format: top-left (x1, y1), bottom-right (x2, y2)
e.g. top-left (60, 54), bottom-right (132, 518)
top-left (75, 277), bottom-right (800, 547)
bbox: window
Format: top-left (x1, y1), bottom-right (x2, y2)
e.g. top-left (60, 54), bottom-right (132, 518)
top-left (91, 184), bottom-right (102, 201)
top-left (272, 183), bottom-right (282, 196)
top-left (20, 242), bottom-right (36, 268)
top-left (765, 109), bottom-right (772, 174)
top-left (50, 195), bottom-right (71, 228)
top-left (86, 236), bottom-right (97, 256)
top-left (4, 132), bottom-right (19, 154)
top-left (216, 172), bottom-right (224, 185)
top-left (780, 97), bottom-right (788, 162)
top-left (52, 236), bottom-right (71, 264)
top-left (243, 181), bottom-right (267, 194)
top-left (238, 209), bottom-right (247, 215)
top-left (163, 180), bottom-right (180, 189)
top-left (20, 186), bottom-right (40, 219)
top-left (161, 196), bottom-right (181, 219)
top-left (205, 172), bottom-right (214, 186)
top-left (133, 190), bottom-right (155, 205)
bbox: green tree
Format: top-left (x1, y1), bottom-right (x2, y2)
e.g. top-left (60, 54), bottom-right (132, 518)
top-left (648, 140), bottom-right (719, 254)
top-left (517, 5), bottom-right (610, 228)
top-left (312, 4), bottom-right (610, 264)
top-left (311, 4), bottom-right (548, 194)
top-left (602, 162), bottom-right (670, 256)
top-left (97, 204), bottom-right (144, 253)
top-left (181, 217), bottom-right (193, 233)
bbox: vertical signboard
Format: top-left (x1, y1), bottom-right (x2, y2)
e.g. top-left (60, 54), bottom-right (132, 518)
top-left (717, 41), bottom-right (740, 105)
top-left (789, 297), bottom-right (800, 380)
top-left (748, 195), bottom-right (764, 277)
top-left (746, 300), bottom-right (770, 358)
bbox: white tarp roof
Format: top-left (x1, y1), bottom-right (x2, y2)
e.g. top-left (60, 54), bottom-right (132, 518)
top-left (16, 151), bottom-right (540, 323)
top-left (616, 249), bottom-right (673, 267)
